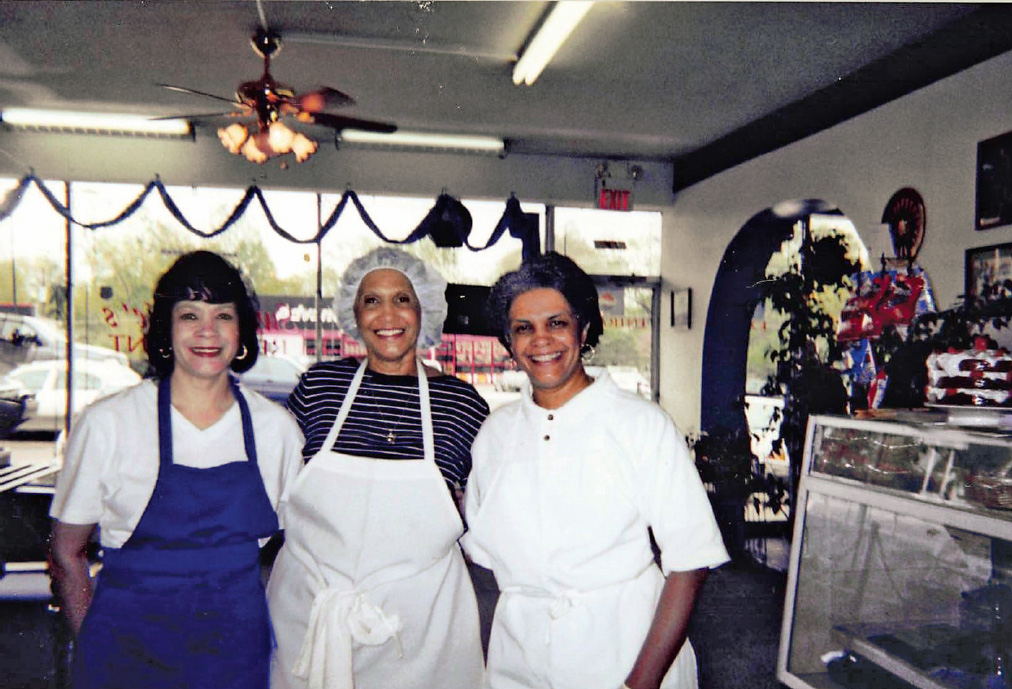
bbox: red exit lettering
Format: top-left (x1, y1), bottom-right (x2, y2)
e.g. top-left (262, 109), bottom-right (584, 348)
top-left (598, 188), bottom-right (631, 211)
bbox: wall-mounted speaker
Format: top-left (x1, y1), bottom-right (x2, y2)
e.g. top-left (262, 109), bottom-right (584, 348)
top-left (443, 284), bottom-right (493, 336)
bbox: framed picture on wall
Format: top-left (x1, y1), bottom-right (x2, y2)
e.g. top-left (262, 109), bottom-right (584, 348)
top-left (975, 130), bottom-right (1012, 230)
top-left (670, 288), bottom-right (692, 329)
top-left (965, 242), bottom-right (1012, 299)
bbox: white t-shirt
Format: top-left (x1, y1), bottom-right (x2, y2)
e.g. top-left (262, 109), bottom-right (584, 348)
top-left (50, 379), bottom-right (304, 548)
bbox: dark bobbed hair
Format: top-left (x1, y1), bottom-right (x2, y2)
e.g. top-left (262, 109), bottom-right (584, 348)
top-left (487, 252), bottom-right (604, 354)
top-left (144, 250), bottom-right (260, 378)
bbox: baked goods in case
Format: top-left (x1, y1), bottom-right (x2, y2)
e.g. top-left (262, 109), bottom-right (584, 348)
top-left (925, 338), bottom-right (1012, 407)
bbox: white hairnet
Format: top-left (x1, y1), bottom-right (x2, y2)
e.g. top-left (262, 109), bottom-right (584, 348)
top-left (335, 247), bottom-right (448, 349)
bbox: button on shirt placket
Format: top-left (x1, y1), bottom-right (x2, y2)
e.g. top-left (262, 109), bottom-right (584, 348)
top-left (543, 412), bottom-right (554, 442)
top-left (538, 408), bottom-right (588, 681)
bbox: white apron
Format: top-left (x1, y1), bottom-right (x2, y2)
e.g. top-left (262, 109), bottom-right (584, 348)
top-left (267, 359), bottom-right (485, 689)
top-left (465, 451), bottom-right (699, 689)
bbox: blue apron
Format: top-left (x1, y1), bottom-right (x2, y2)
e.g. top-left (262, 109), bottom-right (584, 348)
top-left (72, 376), bottom-right (278, 689)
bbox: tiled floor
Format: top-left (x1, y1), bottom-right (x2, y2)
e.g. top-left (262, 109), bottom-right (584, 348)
top-left (690, 561), bottom-right (789, 688)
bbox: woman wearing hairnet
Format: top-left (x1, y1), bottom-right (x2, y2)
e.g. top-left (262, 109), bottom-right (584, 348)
top-left (267, 247), bottom-right (490, 689)
top-left (463, 253), bottom-right (729, 689)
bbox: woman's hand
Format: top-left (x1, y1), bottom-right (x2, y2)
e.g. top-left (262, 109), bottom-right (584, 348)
top-left (49, 520), bottom-right (98, 634)
top-left (623, 567), bottom-right (709, 689)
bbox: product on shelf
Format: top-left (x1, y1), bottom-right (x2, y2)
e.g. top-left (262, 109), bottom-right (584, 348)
top-left (965, 459), bottom-right (1012, 510)
top-left (925, 339), bottom-right (1012, 407)
top-left (837, 271), bottom-right (926, 343)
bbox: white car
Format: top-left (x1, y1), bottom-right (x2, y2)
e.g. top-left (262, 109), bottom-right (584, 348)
top-left (6, 360), bottom-right (142, 434)
top-left (235, 354), bottom-right (307, 405)
top-left (587, 365), bottom-right (652, 400)
top-left (0, 312), bottom-right (129, 377)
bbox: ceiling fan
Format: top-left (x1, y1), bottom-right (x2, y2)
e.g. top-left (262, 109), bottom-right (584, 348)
top-left (156, 27), bottom-right (397, 164)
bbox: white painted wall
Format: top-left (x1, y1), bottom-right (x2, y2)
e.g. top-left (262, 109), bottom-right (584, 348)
top-left (659, 50), bottom-right (1012, 435)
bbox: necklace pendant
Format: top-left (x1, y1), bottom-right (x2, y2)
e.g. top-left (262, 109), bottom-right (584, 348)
top-left (386, 430), bottom-right (395, 444)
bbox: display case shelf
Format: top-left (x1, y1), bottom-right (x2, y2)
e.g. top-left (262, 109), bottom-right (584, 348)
top-left (777, 415), bottom-right (1011, 689)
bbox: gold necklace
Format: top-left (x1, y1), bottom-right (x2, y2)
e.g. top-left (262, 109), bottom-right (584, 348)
top-left (384, 409), bottom-right (418, 444)
top-left (361, 375), bottom-right (417, 445)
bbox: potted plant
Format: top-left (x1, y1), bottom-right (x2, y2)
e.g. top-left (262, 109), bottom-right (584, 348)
top-left (690, 423), bottom-right (790, 566)
top-left (754, 229), bottom-right (859, 501)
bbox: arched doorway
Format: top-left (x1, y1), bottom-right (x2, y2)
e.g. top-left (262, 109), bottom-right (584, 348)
top-left (699, 199), bottom-right (869, 566)
top-left (701, 200), bottom-right (849, 435)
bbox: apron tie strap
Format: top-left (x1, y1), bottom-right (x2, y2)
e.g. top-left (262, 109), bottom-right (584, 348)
top-left (549, 589), bottom-right (579, 620)
top-left (292, 588), bottom-right (404, 689)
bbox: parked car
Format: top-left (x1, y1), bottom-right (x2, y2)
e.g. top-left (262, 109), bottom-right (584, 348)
top-left (236, 354), bottom-right (307, 405)
top-left (0, 313), bottom-right (128, 377)
top-left (0, 376), bottom-right (36, 438)
top-left (5, 360), bottom-right (141, 434)
top-left (587, 365), bottom-right (652, 400)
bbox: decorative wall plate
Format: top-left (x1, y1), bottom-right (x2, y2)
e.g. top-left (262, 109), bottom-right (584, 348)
top-left (881, 187), bottom-right (926, 262)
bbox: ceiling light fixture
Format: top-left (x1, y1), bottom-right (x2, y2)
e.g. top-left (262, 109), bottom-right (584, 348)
top-left (512, 1), bottom-right (594, 86)
top-left (0, 108), bottom-right (193, 139)
top-left (218, 120), bottom-right (318, 164)
top-left (339, 130), bottom-right (506, 156)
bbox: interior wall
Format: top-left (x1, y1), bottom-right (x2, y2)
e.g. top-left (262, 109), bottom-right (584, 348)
top-left (0, 131), bottom-right (674, 208)
top-left (659, 49), bottom-right (1012, 436)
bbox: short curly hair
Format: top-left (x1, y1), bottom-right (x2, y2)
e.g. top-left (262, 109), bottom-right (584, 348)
top-left (144, 251), bottom-right (260, 379)
top-left (487, 252), bottom-right (603, 355)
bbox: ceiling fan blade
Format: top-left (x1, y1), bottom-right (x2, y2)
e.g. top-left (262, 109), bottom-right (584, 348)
top-left (157, 83), bottom-right (241, 106)
top-left (150, 111), bottom-right (241, 121)
top-left (306, 112), bottom-right (397, 133)
top-left (297, 87), bottom-right (356, 112)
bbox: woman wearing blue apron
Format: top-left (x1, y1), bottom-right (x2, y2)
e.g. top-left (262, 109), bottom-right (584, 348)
top-left (49, 251), bottom-right (304, 689)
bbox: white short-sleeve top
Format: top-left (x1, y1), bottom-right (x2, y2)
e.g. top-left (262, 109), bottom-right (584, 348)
top-left (463, 370), bottom-right (729, 590)
top-left (49, 378), bottom-right (304, 548)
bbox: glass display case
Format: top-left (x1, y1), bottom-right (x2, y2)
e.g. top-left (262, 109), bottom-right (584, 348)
top-left (777, 414), bottom-right (1011, 689)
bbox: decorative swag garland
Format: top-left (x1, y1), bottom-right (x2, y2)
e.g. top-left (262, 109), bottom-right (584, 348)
top-left (0, 174), bottom-right (541, 260)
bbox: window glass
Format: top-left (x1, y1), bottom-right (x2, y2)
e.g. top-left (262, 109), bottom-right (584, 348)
top-left (2, 179), bottom-right (658, 443)
top-left (12, 369), bottom-right (49, 390)
top-left (550, 208), bottom-right (661, 406)
top-left (317, 194), bottom-right (542, 289)
top-left (0, 177), bottom-right (70, 461)
top-left (554, 207), bottom-right (661, 277)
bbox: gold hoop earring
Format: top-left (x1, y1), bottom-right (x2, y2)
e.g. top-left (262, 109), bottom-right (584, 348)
top-left (235, 344), bottom-right (249, 362)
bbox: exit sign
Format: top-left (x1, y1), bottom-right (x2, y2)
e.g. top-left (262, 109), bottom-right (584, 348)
top-left (596, 175), bottom-right (634, 211)
top-left (598, 186), bottom-right (633, 211)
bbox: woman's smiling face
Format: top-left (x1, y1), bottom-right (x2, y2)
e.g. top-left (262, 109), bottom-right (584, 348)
top-left (170, 300), bottom-right (240, 383)
top-left (355, 268), bottom-right (422, 375)
top-left (507, 288), bottom-right (590, 408)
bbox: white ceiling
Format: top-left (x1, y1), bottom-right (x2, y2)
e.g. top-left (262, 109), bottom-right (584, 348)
top-left (1, 1), bottom-right (1008, 189)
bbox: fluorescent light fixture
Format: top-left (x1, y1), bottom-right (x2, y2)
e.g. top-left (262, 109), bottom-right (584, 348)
top-left (339, 130), bottom-right (506, 156)
top-left (1, 108), bottom-right (193, 139)
top-left (513, 1), bottom-right (594, 86)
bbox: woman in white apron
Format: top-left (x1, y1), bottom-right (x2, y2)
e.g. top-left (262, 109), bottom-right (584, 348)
top-left (462, 253), bottom-right (730, 689)
top-left (269, 248), bottom-right (488, 689)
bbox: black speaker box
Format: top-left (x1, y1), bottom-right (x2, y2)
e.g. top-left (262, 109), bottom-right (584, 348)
top-left (444, 284), bottom-right (493, 336)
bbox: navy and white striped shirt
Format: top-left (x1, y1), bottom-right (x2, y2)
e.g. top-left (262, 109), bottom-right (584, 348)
top-left (287, 357), bottom-right (490, 490)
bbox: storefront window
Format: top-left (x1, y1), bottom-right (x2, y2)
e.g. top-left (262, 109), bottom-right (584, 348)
top-left (0, 177), bottom-right (74, 464)
top-left (553, 207), bottom-right (662, 404)
top-left (0, 179), bottom-right (668, 444)
top-left (554, 207), bottom-right (661, 277)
